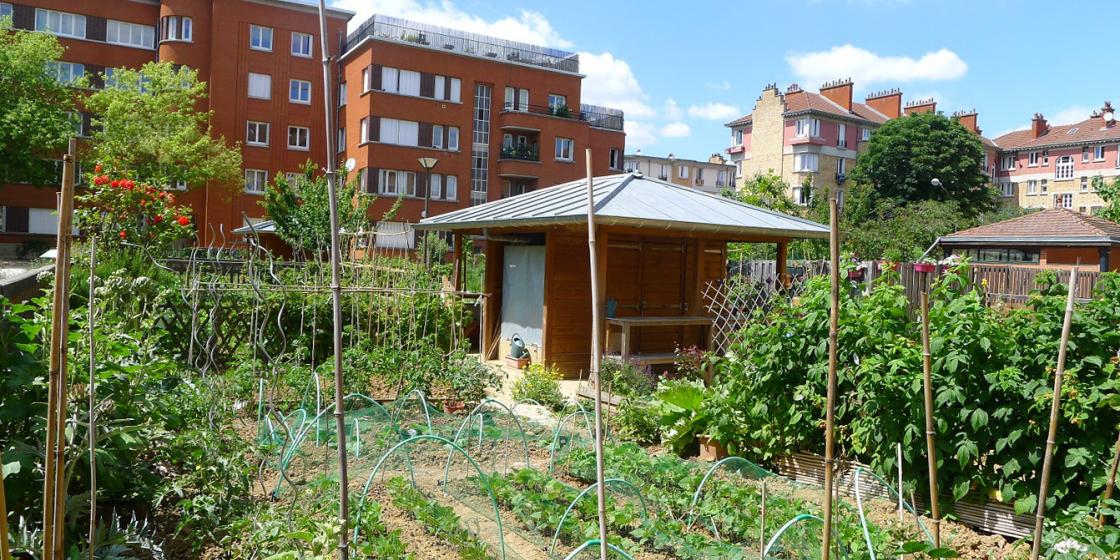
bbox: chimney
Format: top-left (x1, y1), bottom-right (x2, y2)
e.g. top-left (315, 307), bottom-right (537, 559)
top-left (904, 98), bottom-right (937, 115)
top-left (708, 153), bottom-right (726, 165)
top-left (952, 109), bottom-right (980, 134)
top-left (865, 88), bottom-right (902, 119)
top-left (820, 78), bottom-right (853, 111)
top-left (1031, 113), bottom-right (1049, 138)
top-left (1102, 101), bottom-right (1116, 127)
top-left (786, 83), bottom-right (802, 94)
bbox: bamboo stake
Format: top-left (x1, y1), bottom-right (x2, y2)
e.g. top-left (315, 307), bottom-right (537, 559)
top-left (897, 443), bottom-right (904, 522)
top-left (820, 194), bottom-right (839, 560)
top-left (1099, 427), bottom-right (1120, 526)
top-left (760, 480), bottom-right (767, 558)
top-left (87, 235), bottom-right (97, 559)
top-left (919, 290), bottom-right (941, 547)
top-left (1, 449), bottom-right (10, 560)
top-left (314, 4), bottom-right (349, 559)
top-left (42, 141), bottom-right (77, 560)
top-left (585, 149), bottom-right (608, 560)
top-left (1030, 266), bottom-right (1079, 560)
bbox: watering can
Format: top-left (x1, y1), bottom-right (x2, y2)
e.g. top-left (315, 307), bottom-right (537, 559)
top-left (509, 334), bottom-right (529, 359)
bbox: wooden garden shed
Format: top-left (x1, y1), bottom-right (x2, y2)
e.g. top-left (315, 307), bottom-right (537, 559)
top-left (415, 172), bottom-right (830, 378)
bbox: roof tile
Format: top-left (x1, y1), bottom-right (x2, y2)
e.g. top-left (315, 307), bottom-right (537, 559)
top-left (994, 115), bottom-right (1120, 150)
top-left (944, 208), bottom-right (1120, 241)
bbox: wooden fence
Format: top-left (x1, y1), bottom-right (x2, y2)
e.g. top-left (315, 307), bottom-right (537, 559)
top-left (895, 263), bottom-right (1101, 306)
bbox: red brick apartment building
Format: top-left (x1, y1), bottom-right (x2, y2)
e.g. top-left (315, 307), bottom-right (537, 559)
top-left (0, 0), bottom-right (353, 252)
top-left (338, 15), bottom-right (626, 243)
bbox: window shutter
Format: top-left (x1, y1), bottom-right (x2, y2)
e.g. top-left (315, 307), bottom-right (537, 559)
top-left (12, 4), bottom-right (34, 30)
top-left (367, 167), bottom-right (380, 194)
top-left (6, 206), bottom-right (29, 233)
top-left (419, 73), bottom-right (435, 98)
top-left (368, 117), bottom-right (380, 142)
top-left (370, 65), bottom-right (382, 90)
top-left (86, 15), bottom-right (107, 41)
top-left (445, 78), bottom-right (453, 102)
top-left (416, 172), bottom-right (428, 198)
top-left (418, 122), bottom-right (433, 147)
top-left (443, 126), bottom-right (450, 150)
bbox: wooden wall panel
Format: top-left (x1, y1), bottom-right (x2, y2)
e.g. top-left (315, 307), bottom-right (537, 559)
top-left (544, 232), bottom-right (593, 378)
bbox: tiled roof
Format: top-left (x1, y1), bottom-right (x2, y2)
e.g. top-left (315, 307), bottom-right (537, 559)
top-left (994, 115), bottom-right (1120, 151)
top-left (724, 90), bottom-right (888, 128)
top-left (942, 208), bottom-right (1120, 245)
top-left (726, 114), bottom-right (752, 127)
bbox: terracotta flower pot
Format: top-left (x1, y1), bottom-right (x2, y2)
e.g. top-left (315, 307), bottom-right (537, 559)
top-left (442, 400), bottom-right (467, 415)
top-left (697, 435), bottom-right (728, 461)
top-left (847, 269), bottom-right (865, 280)
top-left (913, 262), bottom-right (937, 274)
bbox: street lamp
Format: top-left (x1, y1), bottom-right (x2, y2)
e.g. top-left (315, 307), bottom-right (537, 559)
top-left (417, 157), bottom-right (439, 219)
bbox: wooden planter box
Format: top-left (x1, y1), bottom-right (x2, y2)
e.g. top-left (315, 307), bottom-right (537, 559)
top-left (913, 262), bottom-right (937, 273)
top-left (504, 355), bottom-right (531, 369)
top-left (697, 435), bottom-right (728, 461)
top-left (847, 269), bottom-right (865, 281)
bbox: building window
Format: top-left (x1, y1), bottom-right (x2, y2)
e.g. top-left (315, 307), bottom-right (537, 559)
top-left (1027, 180), bottom-right (1038, 195)
top-left (1, 3), bottom-right (11, 18)
top-left (1095, 145), bottom-right (1106, 161)
top-left (380, 67), bottom-right (420, 96)
top-left (106, 20), bottom-right (155, 49)
top-left (448, 126), bottom-right (460, 151)
top-left (1003, 155), bottom-right (1016, 170)
top-left (1091, 205), bottom-right (1103, 216)
top-left (504, 87), bottom-right (530, 111)
top-left (678, 165), bottom-right (689, 179)
top-left (291, 32), bottom-right (313, 57)
top-left (795, 118), bottom-right (820, 138)
top-left (1028, 151), bottom-right (1040, 166)
top-left (861, 127), bottom-right (871, 141)
top-left (173, 178), bottom-right (187, 191)
top-left (362, 68), bottom-right (371, 92)
top-left (1040, 179), bottom-right (1048, 194)
top-left (625, 160), bottom-right (639, 173)
top-left (734, 129), bottom-right (744, 145)
top-left (337, 127), bottom-right (345, 153)
top-left (287, 126), bottom-right (310, 150)
top-left (378, 118), bottom-right (419, 146)
top-left (35, 9), bottom-right (86, 39)
top-left (445, 175), bottom-right (458, 200)
top-left (248, 72), bottom-right (271, 99)
top-left (1081, 176), bottom-right (1089, 192)
top-left (338, 82), bottom-right (346, 107)
top-left (999, 181), bottom-right (1014, 197)
top-left (1054, 193), bottom-right (1072, 209)
top-left (1082, 146), bottom-right (1091, 163)
top-left (836, 157), bottom-right (846, 178)
top-left (161, 16), bottom-right (192, 42)
top-left (1055, 155), bottom-right (1074, 180)
top-left (1042, 150), bottom-right (1049, 166)
top-left (245, 169), bottom-right (268, 193)
top-left (246, 121), bottom-right (269, 146)
top-left (794, 153), bottom-right (818, 172)
top-left (548, 93), bottom-right (566, 110)
top-left (250, 25), bottom-right (273, 51)
top-left (837, 124), bottom-right (846, 148)
top-left (378, 169), bottom-right (417, 197)
top-left (555, 137), bottom-right (574, 161)
top-left (47, 61), bottom-right (84, 85)
top-left (792, 184), bottom-right (812, 206)
top-left (471, 84), bottom-right (492, 205)
top-left (289, 79), bottom-right (311, 104)
top-left (609, 148), bottom-right (621, 170)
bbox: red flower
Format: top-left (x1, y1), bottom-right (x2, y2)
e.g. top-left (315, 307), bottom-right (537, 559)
top-left (110, 179), bottom-right (120, 188)
top-left (153, 215), bottom-right (163, 224)
top-left (94, 164), bottom-right (102, 173)
top-left (177, 216), bottom-right (190, 226)
top-left (119, 230), bottom-right (127, 239)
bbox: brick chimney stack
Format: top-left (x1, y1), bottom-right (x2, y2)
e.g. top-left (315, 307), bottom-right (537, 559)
top-left (865, 89), bottom-right (902, 119)
top-left (952, 109), bottom-right (980, 134)
top-left (1031, 113), bottom-right (1049, 138)
top-left (820, 78), bottom-right (854, 111)
top-left (904, 98), bottom-right (937, 115)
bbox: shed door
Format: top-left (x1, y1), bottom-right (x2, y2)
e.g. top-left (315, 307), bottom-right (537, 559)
top-left (500, 245), bottom-right (545, 346)
top-left (638, 242), bottom-right (686, 352)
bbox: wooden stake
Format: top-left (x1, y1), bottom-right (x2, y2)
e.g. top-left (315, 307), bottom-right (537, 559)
top-left (585, 149), bottom-right (608, 560)
top-left (314, 4), bottom-right (349, 559)
top-left (820, 194), bottom-right (840, 560)
top-left (920, 290), bottom-right (941, 547)
top-left (897, 443), bottom-right (904, 522)
top-left (760, 480), bottom-right (767, 558)
top-left (1100, 427), bottom-right (1120, 526)
top-left (1030, 266), bottom-right (1079, 560)
top-left (42, 141), bottom-right (77, 560)
top-left (1, 449), bottom-right (10, 560)
top-left (87, 235), bottom-right (97, 559)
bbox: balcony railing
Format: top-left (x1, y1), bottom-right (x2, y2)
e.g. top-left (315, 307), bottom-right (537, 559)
top-left (346, 15), bottom-right (581, 74)
top-left (500, 103), bottom-right (625, 132)
top-left (499, 145), bottom-right (540, 162)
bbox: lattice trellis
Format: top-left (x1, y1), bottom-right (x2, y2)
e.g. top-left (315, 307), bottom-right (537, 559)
top-left (702, 272), bottom-right (819, 354)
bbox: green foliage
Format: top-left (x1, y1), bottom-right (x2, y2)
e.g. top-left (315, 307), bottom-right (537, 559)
top-left (849, 112), bottom-right (997, 216)
top-left (611, 398), bottom-right (661, 446)
top-left (512, 363), bottom-right (567, 411)
top-left (1091, 176), bottom-right (1120, 222)
top-left (441, 351), bottom-right (503, 403)
top-left (259, 161), bottom-right (371, 255)
top-left (386, 477), bottom-right (493, 559)
top-left (722, 171), bottom-right (799, 216)
top-left (83, 61), bottom-right (243, 188)
top-left (0, 19), bottom-right (76, 185)
top-left (76, 171), bottom-right (196, 252)
top-left (714, 266), bottom-right (1120, 516)
top-left (722, 172), bottom-right (827, 261)
top-left (599, 357), bottom-right (655, 397)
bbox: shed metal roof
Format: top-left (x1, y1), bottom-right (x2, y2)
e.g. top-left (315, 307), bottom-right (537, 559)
top-left (415, 172), bottom-right (829, 239)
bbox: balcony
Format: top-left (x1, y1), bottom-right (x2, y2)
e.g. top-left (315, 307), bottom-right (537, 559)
top-left (499, 103), bottom-right (625, 132)
top-left (726, 145), bottom-right (745, 154)
top-left (499, 144), bottom-right (539, 162)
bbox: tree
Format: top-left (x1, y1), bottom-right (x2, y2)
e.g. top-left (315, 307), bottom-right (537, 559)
top-left (1092, 176), bottom-right (1120, 222)
top-left (259, 161), bottom-right (371, 255)
top-left (722, 171), bottom-right (800, 216)
top-left (83, 61), bottom-right (242, 189)
top-left (849, 112), bottom-right (997, 216)
top-left (0, 19), bottom-right (77, 185)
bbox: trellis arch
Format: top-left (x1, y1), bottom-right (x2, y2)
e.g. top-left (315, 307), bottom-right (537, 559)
top-left (443, 398), bottom-right (532, 483)
top-left (548, 478), bottom-right (651, 556)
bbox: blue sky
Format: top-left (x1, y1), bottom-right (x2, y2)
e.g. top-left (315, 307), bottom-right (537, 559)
top-left (329, 0), bottom-right (1119, 161)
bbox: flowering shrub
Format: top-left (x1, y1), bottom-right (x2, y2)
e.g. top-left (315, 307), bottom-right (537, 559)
top-left (77, 164), bottom-right (195, 251)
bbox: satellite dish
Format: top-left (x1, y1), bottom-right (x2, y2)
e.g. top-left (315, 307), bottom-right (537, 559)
top-left (344, 158), bottom-right (356, 172)
top-left (1105, 111), bottom-right (1116, 123)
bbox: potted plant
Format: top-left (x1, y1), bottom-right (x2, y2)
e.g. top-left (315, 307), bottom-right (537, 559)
top-left (441, 353), bottom-right (503, 414)
top-left (653, 379), bottom-right (727, 460)
top-left (913, 257), bottom-right (937, 274)
top-left (847, 267), bottom-right (865, 281)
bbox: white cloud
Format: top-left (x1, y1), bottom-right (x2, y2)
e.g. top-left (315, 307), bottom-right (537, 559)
top-left (332, 1), bottom-right (655, 120)
top-left (580, 51), bottom-right (655, 118)
top-left (663, 99), bottom-right (683, 120)
top-left (625, 121), bottom-right (658, 148)
top-left (687, 102), bottom-right (741, 121)
top-left (786, 45), bottom-right (967, 88)
top-left (659, 122), bottom-right (691, 138)
top-left (1049, 105), bottom-right (1092, 125)
top-left (705, 80), bottom-right (732, 91)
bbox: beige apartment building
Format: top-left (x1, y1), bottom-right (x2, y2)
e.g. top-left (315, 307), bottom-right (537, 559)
top-left (623, 152), bottom-right (735, 194)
